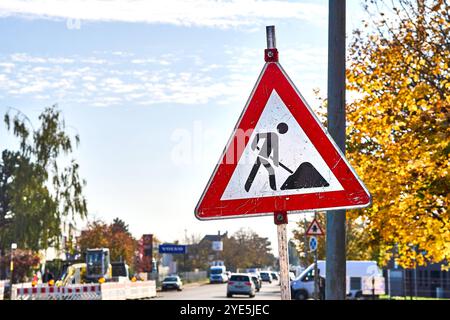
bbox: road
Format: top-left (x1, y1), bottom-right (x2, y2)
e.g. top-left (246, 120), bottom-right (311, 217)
top-left (156, 281), bottom-right (282, 300)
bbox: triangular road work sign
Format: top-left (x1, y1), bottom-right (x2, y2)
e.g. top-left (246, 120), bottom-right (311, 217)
top-left (195, 54), bottom-right (371, 220)
top-left (306, 218), bottom-right (325, 236)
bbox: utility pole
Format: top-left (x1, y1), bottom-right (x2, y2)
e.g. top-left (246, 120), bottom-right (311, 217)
top-left (326, 0), bottom-right (347, 300)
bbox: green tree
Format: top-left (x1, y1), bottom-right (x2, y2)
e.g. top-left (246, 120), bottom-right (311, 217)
top-left (0, 105), bottom-right (87, 276)
top-left (111, 218), bottom-right (130, 235)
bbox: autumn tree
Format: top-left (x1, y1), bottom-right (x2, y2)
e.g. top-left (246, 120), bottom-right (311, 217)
top-left (0, 250), bottom-right (40, 283)
top-left (222, 228), bottom-right (276, 271)
top-left (77, 219), bottom-right (137, 267)
top-left (172, 234), bottom-right (217, 271)
top-left (292, 213), bottom-right (377, 267)
top-left (346, 0), bottom-right (449, 268)
top-left (172, 230), bottom-right (275, 272)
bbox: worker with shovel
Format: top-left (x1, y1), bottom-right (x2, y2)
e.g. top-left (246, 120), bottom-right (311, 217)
top-left (245, 122), bottom-right (289, 192)
top-left (244, 122), bottom-right (330, 192)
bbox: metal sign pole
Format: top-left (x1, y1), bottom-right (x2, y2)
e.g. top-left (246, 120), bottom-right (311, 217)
top-left (326, 0), bottom-right (347, 300)
top-left (314, 244), bottom-right (318, 299)
top-left (275, 211), bottom-right (291, 300)
top-left (313, 214), bottom-right (318, 299)
top-left (267, 25), bottom-right (290, 301)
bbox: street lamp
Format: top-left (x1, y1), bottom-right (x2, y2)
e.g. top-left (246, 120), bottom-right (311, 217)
top-left (10, 243), bottom-right (17, 285)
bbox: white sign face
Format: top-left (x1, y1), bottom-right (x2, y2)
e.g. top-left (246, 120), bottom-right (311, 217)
top-left (212, 241), bottom-right (223, 251)
top-left (309, 236), bottom-right (318, 252)
top-left (221, 90), bottom-right (343, 201)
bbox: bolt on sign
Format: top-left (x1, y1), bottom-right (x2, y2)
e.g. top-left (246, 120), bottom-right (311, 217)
top-left (195, 35), bottom-right (371, 221)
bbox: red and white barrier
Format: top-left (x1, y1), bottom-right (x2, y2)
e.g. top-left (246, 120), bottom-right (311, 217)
top-left (0, 281), bottom-right (7, 300)
top-left (11, 281), bottom-right (156, 300)
top-left (12, 283), bottom-right (101, 300)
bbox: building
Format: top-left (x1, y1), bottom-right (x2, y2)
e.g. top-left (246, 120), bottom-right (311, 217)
top-left (186, 231), bottom-right (228, 269)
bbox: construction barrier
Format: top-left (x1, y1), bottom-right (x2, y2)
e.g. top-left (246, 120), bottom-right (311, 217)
top-left (100, 282), bottom-right (127, 300)
top-left (10, 281), bottom-right (156, 300)
top-left (126, 281), bottom-right (157, 300)
top-left (0, 281), bottom-right (7, 300)
top-left (11, 283), bottom-right (101, 300)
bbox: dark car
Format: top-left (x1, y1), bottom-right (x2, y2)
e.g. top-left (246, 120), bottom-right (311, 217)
top-left (260, 272), bottom-right (272, 283)
top-left (251, 275), bottom-right (261, 292)
top-left (271, 272), bottom-right (279, 281)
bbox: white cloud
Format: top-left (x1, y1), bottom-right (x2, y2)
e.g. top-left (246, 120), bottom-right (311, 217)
top-left (0, 43), bottom-right (328, 108)
top-left (0, 0), bottom-right (327, 28)
top-left (82, 75), bottom-right (96, 82)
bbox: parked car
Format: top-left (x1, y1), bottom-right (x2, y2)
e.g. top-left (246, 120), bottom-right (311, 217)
top-left (250, 274), bottom-right (261, 292)
top-left (271, 272), bottom-right (279, 281)
top-left (260, 272), bottom-right (272, 283)
top-left (161, 275), bottom-right (183, 291)
top-left (227, 274), bottom-right (256, 298)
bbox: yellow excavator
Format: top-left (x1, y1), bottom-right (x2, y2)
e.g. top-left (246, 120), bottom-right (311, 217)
top-left (56, 263), bottom-right (87, 286)
top-left (57, 248), bottom-right (128, 286)
top-left (85, 248), bottom-right (113, 283)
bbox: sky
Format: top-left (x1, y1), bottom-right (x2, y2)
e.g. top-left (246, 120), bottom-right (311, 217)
top-left (0, 0), bottom-right (369, 255)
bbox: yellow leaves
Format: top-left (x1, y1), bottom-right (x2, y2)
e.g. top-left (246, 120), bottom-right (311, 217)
top-left (346, 0), bottom-right (450, 268)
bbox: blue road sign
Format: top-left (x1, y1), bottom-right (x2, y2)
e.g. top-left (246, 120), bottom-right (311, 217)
top-left (159, 244), bottom-right (187, 254)
top-left (309, 236), bottom-right (318, 252)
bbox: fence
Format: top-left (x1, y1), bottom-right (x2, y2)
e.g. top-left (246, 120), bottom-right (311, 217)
top-left (387, 269), bottom-right (450, 299)
top-left (10, 281), bottom-right (156, 300)
top-left (179, 271), bottom-right (208, 283)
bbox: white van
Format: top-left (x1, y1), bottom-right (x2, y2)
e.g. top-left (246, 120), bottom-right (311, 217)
top-left (291, 260), bottom-right (385, 300)
top-left (210, 265), bottom-right (229, 283)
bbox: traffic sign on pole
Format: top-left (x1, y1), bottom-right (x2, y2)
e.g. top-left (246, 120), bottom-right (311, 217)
top-left (194, 24), bottom-right (371, 302)
top-left (195, 30), bottom-right (371, 221)
top-left (309, 236), bottom-right (318, 252)
top-left (306, 218), bottom-right (325, 236)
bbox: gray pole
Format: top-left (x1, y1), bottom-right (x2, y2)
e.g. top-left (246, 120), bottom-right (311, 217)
top-left (266, 25), bottom-right (276, 49)
top-left (314, 241), bottom-right (318, 299)
top-left (326, 0), bottom-right (347, 300)
top-left (304, 216), bottom-right (309, 265)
